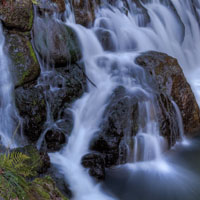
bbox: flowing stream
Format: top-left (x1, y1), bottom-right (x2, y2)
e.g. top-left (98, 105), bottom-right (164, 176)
top-left (49, 0), bottom-right (200, 199)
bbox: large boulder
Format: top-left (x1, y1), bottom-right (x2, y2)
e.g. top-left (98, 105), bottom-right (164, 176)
top-left (0, 0), bottom-right (34, 32)
top-left (135, 51), bottom-right (200, 134)
top-left (33, 18), bottom-right (82, 67)
top-left (5, 30), bottom-right (40, 88)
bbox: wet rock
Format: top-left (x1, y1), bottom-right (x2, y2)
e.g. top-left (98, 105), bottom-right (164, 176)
top-left (0, 0), bottom-right (34, 32)
top-left (82, 153), bottom-right (105, 180)
top-left (156, 93), bottom-right (179, 147)
top-left (36, 0), bottom-right (66, 16)
top-left (95, 28), bottom-right (117, 51)
top-left (45, 128), bottom-right (66, 151)
top-left (91, 86), bottom-right (139, 168)
top-left (51, 0), bottom-right (66, 13)
top-left (126, 0), bottom-right (150, 26)
top-left (5, 31), bottom-right (40, 87)
top-left (15, 63), bottom-right (86, 148)
top-left (135, 51), bottom-right (200, 134)
top-left (72, 0), bottom-right (96, 27)
top-left (15, 82), bottom-right (46, 142)
top-left (33, 18), bottom-right (82, 66)
top-left (48, 63), bottom-right (87, 120)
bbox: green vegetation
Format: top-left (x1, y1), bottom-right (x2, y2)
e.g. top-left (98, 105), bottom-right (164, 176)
top-left (27, 41), bottom-right (37, 63)
top-left (0, 150), bottom-right (68, 200)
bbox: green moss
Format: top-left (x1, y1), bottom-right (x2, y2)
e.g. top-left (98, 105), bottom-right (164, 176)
top-left (28, 6), bottom-right (34, 30)
top-left (18, 69), bottom-right (31, 86)
top-left (13, 52), bottom-right (25, 65)
top-left (27, 41), bottom-right (38, 63)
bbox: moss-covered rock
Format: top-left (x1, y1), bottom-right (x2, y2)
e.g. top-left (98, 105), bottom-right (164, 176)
top-left (5, 30), bottom-right (40, 88)
top-left (33, 17), bottom-right (82, 67)
top-left (0, 0), bottom-right (34, 32)
top-left (136, 51), bottom-right (200, 134)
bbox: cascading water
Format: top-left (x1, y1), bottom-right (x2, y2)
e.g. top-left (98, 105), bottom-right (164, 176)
top-left (33, 0), bottom-right (200, 199)
top-left (0, 23), bottom-right (20, 148)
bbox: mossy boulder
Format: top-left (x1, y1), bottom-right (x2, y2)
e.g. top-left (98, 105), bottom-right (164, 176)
top-left (0, 0), bottom-right (34, 32)
top-left (136, 51), bottom-right (200, 134)
top-left (33, 18), bottom-right (82, 67)
top-left (5, 30), bottom-right (40, 88)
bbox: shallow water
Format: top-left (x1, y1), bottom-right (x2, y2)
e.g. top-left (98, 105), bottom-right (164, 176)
top-left (104, 135), bottom-right (200, 200)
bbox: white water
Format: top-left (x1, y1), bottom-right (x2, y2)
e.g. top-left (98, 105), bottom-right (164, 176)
top-left (0, 24), bottom-right (20, 148)
top-left (48, 0), bottom-right (200, 199)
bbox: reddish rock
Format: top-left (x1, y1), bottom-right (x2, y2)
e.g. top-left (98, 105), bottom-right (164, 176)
top-left (136, 51), bottom-right (200, 134)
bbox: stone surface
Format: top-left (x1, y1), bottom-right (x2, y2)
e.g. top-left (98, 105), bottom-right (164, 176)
top-left (5, 31), bottom-right (40, 88)
top-left (82, 153), bottom-right (105, 180)
top-left (0, 0), bottom-right (34, 31)
top-left (135, 51), bottom-right (200, 134)
top-left (15, 82), bottom-right (46, 142)
top-left (72, 0), bottom-right (96, 27)
top-left (91, 86), bottom-right (139, 168)
top-left (33, 18), bottom-right (82, 67)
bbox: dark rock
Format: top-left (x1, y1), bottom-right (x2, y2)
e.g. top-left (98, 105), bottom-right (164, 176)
top-left (33, 18), bottom-right (82, 66)
top-left (82, 153), bottom-right (105, 180)
top-left (45, 64), bottom-right (87, 121)
top-left (39, 151), bottom-right (51, 174)
top-left (15, 82), bottom-right (46, 142)
top-left (91, 86), bottom-right (139, 168)
top-left (15, 63), bottom-right (86, 148)
top-left (135, 51), bottom-right (200, 134)
top-left (5, 30), bottom-right (40, 88)
top-left (45, 128), bottom-right (66, 151)
top-left (0, 0), bottom-right (34, 31)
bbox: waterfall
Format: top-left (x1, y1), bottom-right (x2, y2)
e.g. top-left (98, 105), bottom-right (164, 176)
top-left (0, 23), bottom-right (20, 148)
top-left (33, 0), bottom-right (200, 199)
